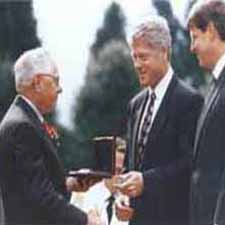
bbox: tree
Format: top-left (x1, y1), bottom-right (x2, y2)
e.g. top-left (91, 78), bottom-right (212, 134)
top-left (71, 2), bottom-right (139, 168)
top-left (0, 1), bottom-right (40, 61)
top-left (0, 1), bottom-right (40, 120)
top-left (91, 2), bottom-right (126, 57)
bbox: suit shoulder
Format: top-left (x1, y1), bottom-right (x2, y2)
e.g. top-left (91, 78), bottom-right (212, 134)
top-left (173, 78), bottom-right (204, 115)
top-left (176, 77), bottom-right (203, 100)
top-left (0, 103), bottom-right (33, 136)
top-left (129, 89), bottom-right (146, 106)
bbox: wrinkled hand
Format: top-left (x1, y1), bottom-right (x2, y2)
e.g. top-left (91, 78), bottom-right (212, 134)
top-left (115, 171), bottom-right (144, 197)
top-left (66, 176), bottom-right (98, 192)
top-left (115, 198), bottom-right (134, 221)
top-left (87, 208), bottom-right (103, 225)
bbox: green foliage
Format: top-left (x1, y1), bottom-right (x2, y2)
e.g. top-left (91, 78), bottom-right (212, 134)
top-left (0, 60), bottom-right (16, 119)
top-left (75, 41), bottom-right (139, 139)
top-left (0, 1), bottom-right (40, 121)
top-left (0, 1), bottom-right (40, 61)
top-left (71, 2), bottom-right (139, 168)
top-left (91, 2), bottom-right (126, 57)
top-left (58, 126), bottom-right (95, 170)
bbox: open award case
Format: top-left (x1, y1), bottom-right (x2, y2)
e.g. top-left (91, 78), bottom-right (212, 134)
top-left (68, 136), bottom-right (116, 180)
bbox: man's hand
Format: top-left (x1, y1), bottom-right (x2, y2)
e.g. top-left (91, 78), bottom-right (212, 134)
top-left (66, 177), bottom-right (98, 192)
top-left (87, 209), bottom-right (102, 225)
top-left (115, 198), bottom-right (134, 221)
top-left (115, 171), bottom-right (144, 197)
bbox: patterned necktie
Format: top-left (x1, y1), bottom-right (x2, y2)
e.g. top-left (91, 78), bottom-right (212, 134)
top-left (204, 77), bottom-right (218, 106)
top-left (136, 91), bottom-right (156, 169)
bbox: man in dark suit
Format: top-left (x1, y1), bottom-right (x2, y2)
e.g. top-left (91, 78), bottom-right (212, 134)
top-left (115, 16), bottom-right (203, 225)
top-left (0, 48), bottom-right (101, 225)
top-left (187, 1), bottom-right (225, 225)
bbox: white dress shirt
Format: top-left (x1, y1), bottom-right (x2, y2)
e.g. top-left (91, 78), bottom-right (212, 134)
top-left (70, 181), bottom-right (128, 225)
top-left (138, 66), bottom-right (173, 141)
top-left (212, 51), bottom-right (225, 80)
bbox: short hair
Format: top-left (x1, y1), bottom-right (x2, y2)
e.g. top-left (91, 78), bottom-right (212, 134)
top-left (187, 0), bottom-right (225, 41)
top-left (132, 15), bottom-right (172, 50)
top-left (14, 47), bottom-right (58, 92)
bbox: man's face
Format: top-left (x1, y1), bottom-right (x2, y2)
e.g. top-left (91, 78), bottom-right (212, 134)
top-left (131, 38), bottom-right (166, 88)
top-left (35, 71), bottom-right (62, 114)
top-left (190, 25), bottom-right (214, 70)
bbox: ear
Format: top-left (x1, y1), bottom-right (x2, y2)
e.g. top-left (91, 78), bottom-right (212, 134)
top-left (161, 47), bottom-right (169, 61)
top-left (207, 22), bottom-right (219, 41)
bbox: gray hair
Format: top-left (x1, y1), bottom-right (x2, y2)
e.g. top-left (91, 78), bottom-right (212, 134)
top-left (132, 15), bottom-right (172, 49)
top-left (14, 47), bottom-right (58, 92)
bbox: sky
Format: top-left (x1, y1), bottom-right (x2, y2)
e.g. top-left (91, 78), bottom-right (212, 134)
top-left (33, 0), bottom-right (189, 129)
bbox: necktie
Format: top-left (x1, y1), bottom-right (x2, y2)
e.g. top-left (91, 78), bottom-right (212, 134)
top-left (204, 77), bottom-right (218, 106)
top-left (106, 195), bottom-right (115, 224)
top-left (136, 91), bottom-right (156, 169)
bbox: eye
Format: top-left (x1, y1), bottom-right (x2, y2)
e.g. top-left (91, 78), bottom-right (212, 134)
top-left (140, 55), bottom-right (148, 61)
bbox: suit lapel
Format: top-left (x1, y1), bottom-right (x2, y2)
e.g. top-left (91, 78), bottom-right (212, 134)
top-left (16, 96), bottom-right (61, 161)
top-left (148, 75), bottom-right (177, 145)
top-left (15, 96), bottom-right (66, 187)
top-left (194, 69), bottom-right (225, 159)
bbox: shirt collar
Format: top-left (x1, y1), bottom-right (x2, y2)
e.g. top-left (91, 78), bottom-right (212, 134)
top-left (19, 95), bottom-right (44, 123)
top-left (148, 65), bottom-right (173, 99)
top-left (212, 51), bottom-right (225, 80)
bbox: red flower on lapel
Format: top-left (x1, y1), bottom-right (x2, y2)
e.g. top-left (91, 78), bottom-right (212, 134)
top-left (42, 122), bottom-right (60, 147)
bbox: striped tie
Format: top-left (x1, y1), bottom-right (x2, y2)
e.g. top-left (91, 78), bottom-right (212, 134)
top-left (136, 91), bottom-right (156, 170)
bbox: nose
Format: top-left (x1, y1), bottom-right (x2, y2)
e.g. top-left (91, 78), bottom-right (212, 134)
top-left (134, 58), bottom-right (142, 71)
top-left (57, 85), bottom-right (62, 94)
top-left (190, 40), bottom-right (196, 53)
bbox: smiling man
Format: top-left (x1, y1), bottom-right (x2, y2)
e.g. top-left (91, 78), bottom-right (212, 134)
top-left (187, 1), bottom-right (225, 225)
top-left (115, 16), bottom-right (203, 225)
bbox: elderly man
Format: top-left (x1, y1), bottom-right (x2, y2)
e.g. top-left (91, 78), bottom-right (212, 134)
top-left (0, 48), bottom-right (101, 225)
top-left (115, 16), bottom-right (203, 225)
top-left (187, 1), bottom-right (225, 225)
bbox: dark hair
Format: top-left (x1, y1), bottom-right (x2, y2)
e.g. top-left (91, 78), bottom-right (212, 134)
top-left (188, 0), bottom-right (225, 41)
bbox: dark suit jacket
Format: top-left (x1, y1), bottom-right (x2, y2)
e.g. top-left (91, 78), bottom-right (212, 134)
top-left (125, 75), bottom-right (203, 225)
top-left (0, 187), bottom-right (4, 225)
top-left (191, 68), bottom-right (225, 225)
top-left (0, 96), bottom-right (87, 225)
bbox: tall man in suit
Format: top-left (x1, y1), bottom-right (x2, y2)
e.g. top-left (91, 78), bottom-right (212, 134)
top-left (115, 16), bottom-right (203, 225)
top-left (0, 48), bottom-right (101, 225)
top-left (187, 1), bottom-right (225, 225)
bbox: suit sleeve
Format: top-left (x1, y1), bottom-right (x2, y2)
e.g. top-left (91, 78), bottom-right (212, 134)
top-left (10, 122), bottom-right (88, 225)
top-left (124, 102), bottom-right (133, 172)
top-left (142, 93), bottom-right (203, 196)
top-left (214, 166), bottom-right (225, 225)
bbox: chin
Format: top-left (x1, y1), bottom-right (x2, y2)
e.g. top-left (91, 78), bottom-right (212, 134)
top-left (139, 80), bottom-right (147, 87)
top-left (199, 60), bottom-right (211, 70)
